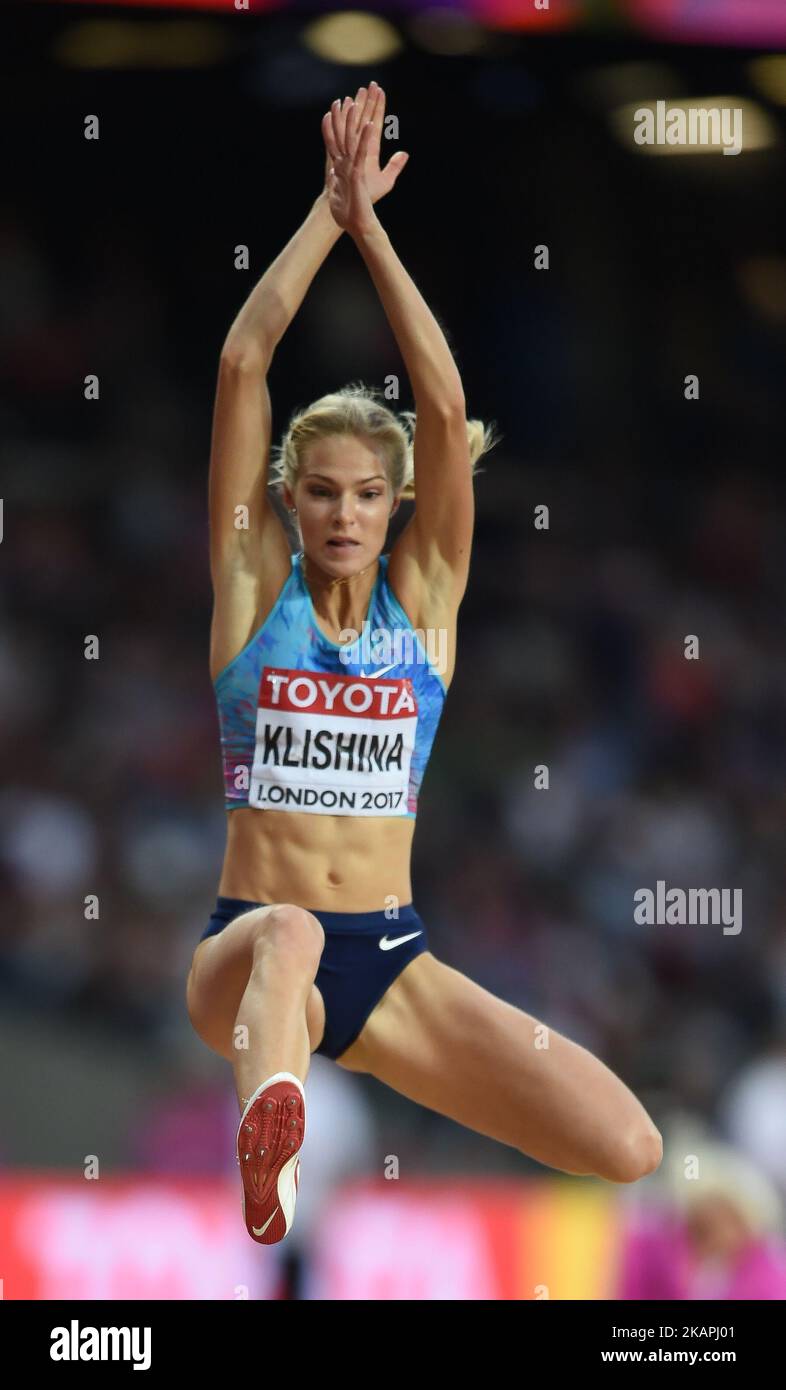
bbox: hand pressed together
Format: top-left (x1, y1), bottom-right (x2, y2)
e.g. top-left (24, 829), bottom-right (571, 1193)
top-left (321, 81), bottom-right (409, 236)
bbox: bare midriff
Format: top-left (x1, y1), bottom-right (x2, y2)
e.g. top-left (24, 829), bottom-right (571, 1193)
top-left (217, 805), bottom-right (415, 911)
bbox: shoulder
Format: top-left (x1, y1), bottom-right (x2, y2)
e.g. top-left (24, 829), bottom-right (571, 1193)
top-left (381, 553), bottom-right (458, 692)
top-left (209, 527), bottom-right (297, 683)
top-left (384, 539), bottom-right (463, 626)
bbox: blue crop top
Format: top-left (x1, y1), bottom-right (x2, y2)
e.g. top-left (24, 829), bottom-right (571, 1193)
top-left (213, 552), bottom-right (448, 818)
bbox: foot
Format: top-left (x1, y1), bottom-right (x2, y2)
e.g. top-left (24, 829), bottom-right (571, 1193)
top-left (236, 1072), bottom-right (305, 1245)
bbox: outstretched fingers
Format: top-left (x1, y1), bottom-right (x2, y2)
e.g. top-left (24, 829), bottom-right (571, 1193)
top-left (352, 119), bottom-right (375, 175)
top-left (353, 84), bottom-right (373, 131)
top-left (322, 108), bottom-right (340, 163)
top-left (368, 83), bottom-right (384, 162)
top-left (325, 83), bottom-right (380, 151)
top-left (327, 96), bottom-right (350, 157)
top-left (344, 98), bottom-right (363, 157)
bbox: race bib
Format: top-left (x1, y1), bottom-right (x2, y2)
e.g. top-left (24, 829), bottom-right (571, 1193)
top-left (249, 666), bottom-right (418, 816)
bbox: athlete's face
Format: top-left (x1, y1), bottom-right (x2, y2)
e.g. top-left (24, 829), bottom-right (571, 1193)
top-left (289, 434), bottom-right (399, 574)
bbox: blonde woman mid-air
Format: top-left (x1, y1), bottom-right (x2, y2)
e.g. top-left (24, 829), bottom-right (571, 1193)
top-left (186, 83), bottom-right (663, 1245)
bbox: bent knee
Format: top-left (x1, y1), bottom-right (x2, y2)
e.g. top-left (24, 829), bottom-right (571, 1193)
top-left (606, 1124), bottom-right (663, 1184)
top-left (252, 903), bottom-right (325, 969)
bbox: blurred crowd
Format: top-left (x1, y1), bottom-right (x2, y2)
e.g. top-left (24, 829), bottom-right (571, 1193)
top-left (1, 124), bottom-right (786, 1247)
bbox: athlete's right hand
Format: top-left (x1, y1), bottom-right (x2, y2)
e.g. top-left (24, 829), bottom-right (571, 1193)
top-left (320, 82), bottom-right (409, 212)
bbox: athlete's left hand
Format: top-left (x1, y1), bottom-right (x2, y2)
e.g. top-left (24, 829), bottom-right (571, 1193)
top-left (322, 82), bottom-right (409, 235)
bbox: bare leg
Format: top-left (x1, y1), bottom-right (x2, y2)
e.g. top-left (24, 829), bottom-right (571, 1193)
top-left (232, 914), bottom-right (325, 1113)
top-left (186, 904), bottom-right (326, 1115)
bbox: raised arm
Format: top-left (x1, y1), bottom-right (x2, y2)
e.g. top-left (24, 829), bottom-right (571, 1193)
top-left (209, 85), bottom-right (408, 680)
top-left (211, 82), bottom-right (408, 584)
top-left (323, 100), bottom-right (472, 598)
top-left (207, 193), bottom-right (344, 681)
top-left (209, 193), bottom-right (342, 584)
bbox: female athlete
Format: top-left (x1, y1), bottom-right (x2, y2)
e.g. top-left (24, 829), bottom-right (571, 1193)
top-left (186, 83), bottom-right (663, 1245)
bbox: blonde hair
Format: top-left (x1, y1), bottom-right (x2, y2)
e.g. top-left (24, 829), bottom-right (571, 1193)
top-left (657, 1114), bottom-right (783, 1237)
top-left (268, 381), bottom-right (499, 507)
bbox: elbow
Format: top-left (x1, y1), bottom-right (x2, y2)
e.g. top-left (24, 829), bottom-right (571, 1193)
top-left (421, 393), bottom-right (466, 421)
top-left (220, 340), bottom-right (274, 373)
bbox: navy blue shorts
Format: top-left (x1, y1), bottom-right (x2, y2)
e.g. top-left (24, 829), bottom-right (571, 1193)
top-left (199, 896), bottom-right (429, 1061)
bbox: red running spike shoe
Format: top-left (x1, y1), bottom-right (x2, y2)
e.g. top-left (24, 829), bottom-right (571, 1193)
top-left (236, 1071), bottom-right (305, 1245)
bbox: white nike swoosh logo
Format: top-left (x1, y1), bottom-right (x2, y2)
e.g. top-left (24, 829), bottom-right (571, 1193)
top-left (379, 931), bottom-right (422, 951)
top-left (360, 663), bottom-right (397, 678)
top-left (252, 1208), bottom-right (278, 1236)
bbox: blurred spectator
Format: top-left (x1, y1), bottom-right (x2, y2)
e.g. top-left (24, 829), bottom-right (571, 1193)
top-left (616, 1120), bottom-right (786, 1300)
top-left (720, 1039), bottom-right (786, 1198)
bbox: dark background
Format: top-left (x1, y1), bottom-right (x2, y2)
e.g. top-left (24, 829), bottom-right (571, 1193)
top-left (2, 1), bottom-right (785, 1214)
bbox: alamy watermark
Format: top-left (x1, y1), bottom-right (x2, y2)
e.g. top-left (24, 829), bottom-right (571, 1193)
top-left (634, 881), bottom-right (742, 935)
top-left (634, 101), bottom-right (742, 156)
top-left (337, 621), bottom-right (447, 676)
top-left (51, 1320), bottom-right (151, 1370)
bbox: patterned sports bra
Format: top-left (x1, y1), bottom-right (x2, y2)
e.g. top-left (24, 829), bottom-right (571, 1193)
top-left (213, 551), bottom-right (448, 818)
